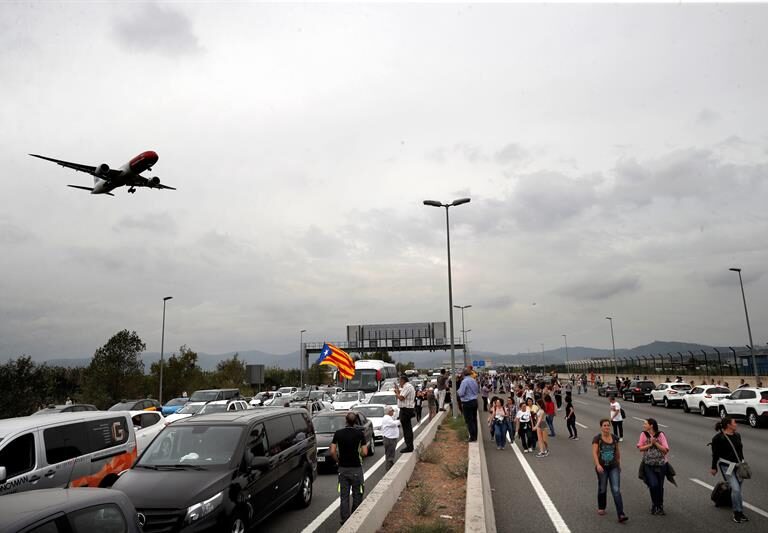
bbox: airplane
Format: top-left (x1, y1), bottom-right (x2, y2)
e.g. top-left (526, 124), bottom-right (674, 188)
top-left (29, 150), bottom-right (176, 195)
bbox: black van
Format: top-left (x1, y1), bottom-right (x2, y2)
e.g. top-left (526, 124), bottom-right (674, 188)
top-left (112, 408), bottom-right (316, 532)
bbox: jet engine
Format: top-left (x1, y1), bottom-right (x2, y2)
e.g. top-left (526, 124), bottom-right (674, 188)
top-left (149, 177), bottom-right (160, 187)
top-left (95, 163), bottom-right (110, 177)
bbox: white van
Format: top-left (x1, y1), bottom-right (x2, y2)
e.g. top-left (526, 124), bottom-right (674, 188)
top-left (0, 411), bottom-right (137, 497)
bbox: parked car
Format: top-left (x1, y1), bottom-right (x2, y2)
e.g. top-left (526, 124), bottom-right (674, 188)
top-left (366, 392), bottom-right (400, 417)
top-left (621, 380), bottom-right (656, 402)
top-left (312, 410), bottom-right (375, 472)
top-left (112, 409), bottom-right (316, 531)
top-left (163, 401), bottom-right (208, 425)
top-left (131, 410), bottom-right (166, 454)
top-left (108, 399), bottom-right (161, 412)
top-left (683, 386), bottom-right (731, 416)
top-left (597, 383), bottom-right (619, 397)
top-left (718, 387), bottom-right (768, 428)
top-left (278, 386), bottom-right (298, 395)
top-left (288, 399), bottom-right (333, 417)
top-left (291, 390), bottom-right (335, 403)
top-left (650, 382), bottom-right (692, 408)
top-left (33, 404), bottom-right (99, 415)
top-left (161, 397), bottom-right (189, 416)
top-left (0, 488), bottom-right (143, 533)
top-left (0, 412), bottom-right (136, 496)
top-left (188, 388), bottom-right (241, 403)
top-left (332, 391), bottom-right (367, 410)
top-left (168, 399), bottom-right (250, 425)
top-left (352, 404), bottom-right (390, 443)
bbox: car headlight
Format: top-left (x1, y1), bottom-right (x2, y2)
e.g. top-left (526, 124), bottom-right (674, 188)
top-left (185, 490), bottom-right (224, 524)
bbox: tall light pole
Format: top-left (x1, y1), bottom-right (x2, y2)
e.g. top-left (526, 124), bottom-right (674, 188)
top-left (424, 197), bottom-right (471, 417)
top-left (299, 329), bottom-right (307, 387)
top-left (454, 304), bottom-right (472, 367)
top-left (159, 296), bottom-right (173, 405)
top-left (606, 317), bottom-right (618, 377)
top-left (729, 268), bottom-right (759, 384)
top-left (562, 334), bottom-right (569, 372)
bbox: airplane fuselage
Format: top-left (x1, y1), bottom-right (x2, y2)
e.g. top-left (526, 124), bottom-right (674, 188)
top-left (92, 151), bottom-right (159, 194)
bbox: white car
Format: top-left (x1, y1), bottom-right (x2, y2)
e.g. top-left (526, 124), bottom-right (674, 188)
top-left (250, 391), bottom-right (284, 407)
top-left (278, 387), bottom-right (298, 395)
top-left (650, 382), bottom-right (691, 408)
top-left (130, 410), bottom-right (165, 454)
top-left (683, 385), bottom-right (731, 416)
top-left (718, 387), bottom-right (768, 428)
top-left (352, 403), bottom-right (391, 443)
top-left (164, 399), bottom-right (249, 425)
top-left (367, 392), bottom-right (400, 418)
top-left (163, 401), bottom-right (208, 425)
top-left (333, 391), bottom-right (367, 410)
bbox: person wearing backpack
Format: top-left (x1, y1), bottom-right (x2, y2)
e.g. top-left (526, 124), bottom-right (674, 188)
top-left (710, 416), bottom-right (750, 523)
top-left (637, 418), bottom-right (669, 515)
top-left (592, 419), bottom-right (629, 523)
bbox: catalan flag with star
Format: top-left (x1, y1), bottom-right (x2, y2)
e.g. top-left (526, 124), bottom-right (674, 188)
top-left (316, 343), bottom-right (356, 379)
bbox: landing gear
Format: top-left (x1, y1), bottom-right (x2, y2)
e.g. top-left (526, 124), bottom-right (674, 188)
top-left (128, 187), bottom-right (136, 194)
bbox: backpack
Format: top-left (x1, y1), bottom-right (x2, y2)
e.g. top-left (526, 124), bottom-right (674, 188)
top-left (620, 408), bottom-right (626, 419)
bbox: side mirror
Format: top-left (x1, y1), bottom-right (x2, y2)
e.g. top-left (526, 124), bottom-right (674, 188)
top-left (0, 466), bottom-right (6, 483)
top-left (250, 457), bottom-right (269, 470)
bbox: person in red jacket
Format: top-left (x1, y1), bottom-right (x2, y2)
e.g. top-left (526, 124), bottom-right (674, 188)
top-left (544, 394), bottom-right (557, 437)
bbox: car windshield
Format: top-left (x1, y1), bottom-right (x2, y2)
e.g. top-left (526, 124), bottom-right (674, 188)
top-left (165, 398), bottom-right (188, 407)
top-left (199, 404), bottom-right (227, 414)
top-left (312, 416), bottom-right (347, 434)
top-left (177, 403), bottom-right (206, 415)
top-left (335, 392), bottom-right (360, 402)
top-left (108, 402), bottom-right (137, 411)
top-left (138, 425), bottom-right (243, 467)
top-left (189, 391), bottom-right (221, 402)
top-left (369, 395), bottom-right (397, 405)
top-left (671, 385), bottom-right (690, 391)
top-left (355, 405), bottom-right (385, 417)
top-left (278, 388), bottom-right (293, 393)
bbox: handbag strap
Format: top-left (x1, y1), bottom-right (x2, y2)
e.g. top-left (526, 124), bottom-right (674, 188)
top-left (723, 433), bottom-right (743, 462)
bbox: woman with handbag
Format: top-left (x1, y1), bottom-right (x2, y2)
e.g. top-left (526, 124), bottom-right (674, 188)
top-left (710, 416), bottom-right (750, 523)
top-left (636, 418), bottom-right (669, 515)
top-left (488, 398), bottom-right (509, 450)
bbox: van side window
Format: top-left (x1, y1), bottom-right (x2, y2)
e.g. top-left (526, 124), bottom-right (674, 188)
top-left (291, 414), bottom-right (309, 443)
top-left (45, 424), bottom-right (89, 464)
top-left (248, 424), bottom-right (268, 457)
top-left (0, 432), bottom-right (36, 478)
top-left (69, 503), bottom-right (127, 533)
top-left (264, 416), bottom-right (295, 454)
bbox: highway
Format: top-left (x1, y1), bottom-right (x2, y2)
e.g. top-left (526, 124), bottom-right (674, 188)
top-left (259, 415), bottom-right (427, 533)
top-left (484, 389), bottom-right (768, 533)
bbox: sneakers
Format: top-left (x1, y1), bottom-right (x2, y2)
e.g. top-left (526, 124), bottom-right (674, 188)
top-left (619, 438), bottom-right (624, 442)
top-left (618, 514), bottom-right (629, 523)
top-left (535, 451), bottom-right (546, 457)
top-left (573, 437), bottom-right (579, 440)
top-left (528, 448), bottom-right (534, 453)
top-left (733, 512), bottom-right (749, 523)
top-left (523, 448), bottom-right (530, 453)
top-left (543, 449), bottom-right (550, 456)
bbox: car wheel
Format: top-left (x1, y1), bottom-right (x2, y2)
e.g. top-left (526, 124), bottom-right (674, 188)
top-left (651, 397), bottom-right (657, 406)
top-left (699, 403), bottom-right (708, 416)
top-left (294, 468), bottom-right (313, 508)
top-left (683, 401), bottom-right (690, 413)
top-left (227, 511), bottom-right (247, 533)
top-left (747, 411), bottom-right (759, 429)
top-left (719, 407), bottom-right (727, 419)
top-left (663, 397), bottom-right (670, 408)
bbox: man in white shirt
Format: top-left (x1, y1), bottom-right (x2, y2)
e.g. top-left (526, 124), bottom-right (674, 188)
top-left (609, 395), bottom-right (624, 441)
top-left (395, 376), bottom-right (416, 453)
top-left (381, 406), bottom-right (401, 471)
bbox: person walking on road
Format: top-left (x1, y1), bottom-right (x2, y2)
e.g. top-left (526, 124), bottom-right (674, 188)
top-left (330, 411), bottom-right (369, 525)
top-left (458, 368), bottom-right (480, 441)
top-left (609, 395), bottom-right (624, 442)
top-left (592, 419), bottom-right (628, 523)
top-left (436, 369), bottom-right (447, 411)
top-left (515, 400), bottom-right (534, 452)
top-left (394, 375), bottom-right (416, 453)
top-left (381, 406), bottom-right (400, 471)
top-left (544, 394), bottom-right (556, 437)
top-left (710, 416), bottom-right (750, 523)
top-left (565, 396), bottom-right (578, 440)
top-left (637, 418), bottom-right (669, 515)
top-left (488, 398), bottom-right (509, 450)
top-left (535, 399), bottom-right (550, 457)
top-left (427, 387), bottom-right (437, 420)
top-left (481, 382), bottom-right (492, 412)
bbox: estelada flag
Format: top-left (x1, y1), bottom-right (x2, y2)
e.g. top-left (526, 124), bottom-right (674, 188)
top-left (316, 343), bottom-right (355, 380)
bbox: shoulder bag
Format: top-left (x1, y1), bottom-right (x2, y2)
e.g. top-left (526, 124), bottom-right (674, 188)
top-left (724, 434), bottom-right (751, 480)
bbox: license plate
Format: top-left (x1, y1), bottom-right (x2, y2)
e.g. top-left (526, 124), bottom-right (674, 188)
top-left (317, 456), bottom-right (325, 462)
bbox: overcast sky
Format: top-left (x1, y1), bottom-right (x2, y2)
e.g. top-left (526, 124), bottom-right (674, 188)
top-left (2, 2), bottom-right (767, 361)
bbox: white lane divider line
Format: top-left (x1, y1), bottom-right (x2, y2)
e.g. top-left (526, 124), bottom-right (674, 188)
top-left (575, 400), bottom-right (589, 405)
top-left (689, 478), bottom-right (768, 519)
top-left (301, 419), bottom-right (424, 533)
top-left (507, 435), bottom-right (571, 532)
top-left (575, 422), bottom-right (588, 429)
top-left (631, 416), bottom-right (668, 428)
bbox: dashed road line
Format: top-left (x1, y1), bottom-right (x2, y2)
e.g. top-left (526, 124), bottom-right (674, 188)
top-left (632, 416), bottom-right (668, 428)
top-left (575, 422), bottom-right (588, 429)
top-left (689, 478), bottom-right (768, 519)
top-left (575, 400), bottom-right (589, 405)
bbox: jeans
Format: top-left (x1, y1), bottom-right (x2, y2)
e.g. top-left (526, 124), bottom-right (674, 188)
top-left (643, 463), bottom-right (667, 510)
top-left (383, 437), bottom-right (397, 471)
top-left (719, 463), bottom-right (744, 513)
top-left (437, 389), bottom-right (446, 410)
top-left (566, 418), bottom-right (577, 438)
top-left (611, 420), bottom-right (624, 439)
top-left (462, 399), bottom-right (479, 440)
top-left (482, 396), bottom-right (489, 411)
top-left (493, 420), bottom-right (509, 448)
top-left (518, 424), bottom-right (533, 449)
top-left (545, 414), bottom-right (555, 436)
top-left (399, 408), bottom-right (414, 450)
top-left (596, 465), bottom-right (625, 518)
top-left (338, 466), bottom-right (364, 523)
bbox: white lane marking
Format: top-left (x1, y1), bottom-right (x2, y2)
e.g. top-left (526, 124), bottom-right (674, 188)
top-left (300, 418), bottom-right (424, 533)
top-left (507, 435), bottom-right (571, 532)
top-left (575, 422), bottom-right (588, 429)
top-left (575, 400), bottom-right (589, 405)
top-left (689, 478), bottom-right (768, 519)
top-left (631, 416), bottom-right (668, 428)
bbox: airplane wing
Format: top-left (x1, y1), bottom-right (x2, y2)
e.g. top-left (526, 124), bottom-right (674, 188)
top-left (67, 184), bottom-right (114, 196)
top-left (29, 154), bottom-right (97, 174)
top-left (130, 175), bottom-right (177, 191)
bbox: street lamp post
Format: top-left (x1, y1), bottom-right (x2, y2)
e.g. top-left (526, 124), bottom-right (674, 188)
top-left (424, 197), bottom-right (471, 417)
top-left (606, 317), bottom-right (618, 377)
top-left (454, 304), bottom-right (472, 367)
top-left (299, 329), bottom-right (307, 388)
top-left (159, 296), bottom-right (173, 405)
top-left (729, 268), bottom-right (759, 384)
top-left (562, 334), bottom-right (569, 372)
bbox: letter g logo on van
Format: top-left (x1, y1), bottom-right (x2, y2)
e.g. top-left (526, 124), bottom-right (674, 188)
top-left (112, 421), bottom-right (125, 442)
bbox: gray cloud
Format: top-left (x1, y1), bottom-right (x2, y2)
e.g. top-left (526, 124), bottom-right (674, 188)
top-left (494, 143), bottom-right (528, 165)
top-left (113, 3), bottom-right (201, 56)
top-left (695, 108), bottom-right (721, 126)
top-left (114, 213), bottom-right (177, 235)
top-left (558, 275), bottom-right (642, 301)
top-left (0, 218), bottom-right (36, 245)
top-left (706, 269), bottom-right (764, 288)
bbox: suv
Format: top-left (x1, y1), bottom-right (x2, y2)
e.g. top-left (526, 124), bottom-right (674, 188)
top-left (332, 391), bottom-right (366, 410)
top-left (718, 387), bottom-right (768, 428)
top-left (650, 383), bottom-right (692, 408)
top-left (113, 409), bottom-right (316, 532)
top-left (312, 410), bottom-right (375, 472)
top-left (0, 488), bottom-right (142, 533)
top-left (621, 380), bottom-right (656, 403)
top-left (683, 386), bottom-right (731, 416)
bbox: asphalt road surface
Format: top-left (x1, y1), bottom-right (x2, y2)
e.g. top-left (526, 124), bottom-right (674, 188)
top-left (258, 414), bottom-right (428, 533)
top-left (484, 389), bottom-right (768, 533)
